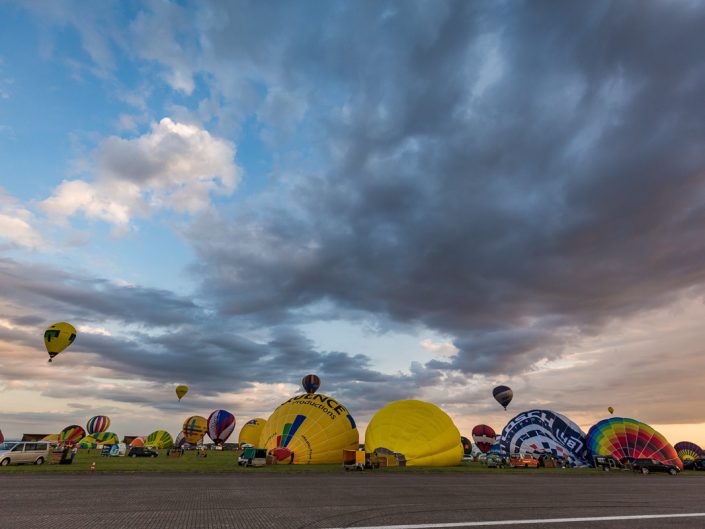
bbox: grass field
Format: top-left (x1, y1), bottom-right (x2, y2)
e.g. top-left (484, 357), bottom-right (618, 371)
top-left (4, 449), bottom-right (701, 475)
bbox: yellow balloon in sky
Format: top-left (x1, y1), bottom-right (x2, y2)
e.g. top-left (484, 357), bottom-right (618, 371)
top-left (44, 322), bottom-right (77, 362)
top-left (175, 384), bottom-right (189, 401)
top-left (259, 393), bottom-right (358, 464)
top-left (238, 418), bottom-right (267, 446)
top-left (608, 406), bottom-right (614, 414)
top-left (365, 400), bottom-right (463, 467)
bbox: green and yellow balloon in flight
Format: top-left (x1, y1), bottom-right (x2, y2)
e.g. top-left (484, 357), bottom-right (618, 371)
top-left (44, 322), bottom-right (77, 362)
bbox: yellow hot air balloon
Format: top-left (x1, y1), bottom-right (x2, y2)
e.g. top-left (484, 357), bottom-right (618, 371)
top-left (238, 418), bottom-right (267, 446)
top-left (365, 400), bottom-right (463, 467)
top-left (182, 415), bottom-right (208, 445)
top-left (44, 322), bottom-right (77, 362)
top-left (175, 384), bottom-right (189, 401)
top-left (608, 406), bottom-right (614, 415)
top-left (145, 430), bottom-right (173, 449)
top-left (259, 393), bottom-right (358, 464)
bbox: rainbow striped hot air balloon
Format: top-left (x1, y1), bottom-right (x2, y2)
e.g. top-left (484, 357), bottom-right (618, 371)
top-left (86, 415), bottom-right (110, 435)
top-left (182, 416), bottom-right (208, 445)
top-left (58, 425), bottom-right (86, 445)
top-left (586, 417), bottom-right (682, 471)
top-left (207, 410), bottom-right (236, 445)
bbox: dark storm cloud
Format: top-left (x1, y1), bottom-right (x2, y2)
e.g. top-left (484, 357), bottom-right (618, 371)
top-left (181, 0), bottom-right (705, 375)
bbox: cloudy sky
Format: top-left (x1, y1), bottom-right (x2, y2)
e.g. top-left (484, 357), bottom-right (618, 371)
top-left (1, 0), bottom-right (705, 446)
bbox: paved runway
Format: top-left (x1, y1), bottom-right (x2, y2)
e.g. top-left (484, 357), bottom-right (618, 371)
top-left (2, 472), bottom-right (704, 529)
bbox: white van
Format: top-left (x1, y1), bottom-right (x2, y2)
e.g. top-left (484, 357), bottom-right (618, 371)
top-left (0, 441), bottom-right (51, 466)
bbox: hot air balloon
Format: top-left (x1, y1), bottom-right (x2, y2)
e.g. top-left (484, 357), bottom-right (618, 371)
top-left (365, 400), bottom-right (463, 467)
top-left (238, 418), bottom-right (266, 446)
top-left (673, 442), bottom-right (703, 465)
top-left (500, 409), bottom-right (589, 467)
top-left (145, 430), bottom-right (173, 449)
top-left (0, 429), bottom-right (3, 444)
top-left (493, 385), bottom-right (513, 410)
top-left (79, 436), bottom-right (98, 449)
top-left (174, 432), bottom-right (187, 448)
top-left (86, 415), bottom-right (110, 435)
top-left (301, 374), bottom-right (321, 394)
top-left (182, 416), bottom-right (208, 445)
top-left (41, 434), bottom-right (59, 442)
top-left (260, 393), bottom-right (358, 464)
top-left (44, 322), bottom-right (77, 362)
top-left (472, 424), bottom-right (497, 453)
top-left (460, 436), bottom-right (473, 456)
top-left (207, 410), bottom-right (236, 445)
top-left (92, 431), bottom-right (119, 445)
top-left (130, 437), bottom-right (145, 447)
top-left (175, 384), bottom-right (189, 401)
top-left (607, 406), bottom-right (614, 415)
top-left (58, 425), bottom-right (86, 445)
top-left (586, 417), bottom-right (682, 471)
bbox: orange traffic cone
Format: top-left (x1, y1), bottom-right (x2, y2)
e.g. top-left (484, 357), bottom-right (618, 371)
top-left (90, 461), bottom-right (96, 472)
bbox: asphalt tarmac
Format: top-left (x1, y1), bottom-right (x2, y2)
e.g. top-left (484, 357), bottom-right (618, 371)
top-left (1, 472), bottom-right (704, 529)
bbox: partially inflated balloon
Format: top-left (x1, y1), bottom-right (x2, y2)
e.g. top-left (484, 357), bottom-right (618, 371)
top-left (207, 410), bottom-right (236, 445)
top-left (500, 409), bottom-right (589, 466)
top-left (86, 415), bottom-right (110, 434)
top-left (41, 434), bottom-right (59, 442)
top-left (44, 322), bottom-right (77, 362)
top-left (607, 406), bottom-right (614, 415)
top-left (472, 424), bottom-right (497, 453)
top-left (183, 416), bottom-right (208, 445)
top-left (260, 393), bottom-right (358, 464)
top-left (175, 384), bottom-right (189, 401)
top-left (460, 436), bottom-right (473, 455)
top-left (674, 441), bottom-right (703, 463)
top-left (238, 418), bottom-right (266, 446)
top-left (92, 431), bottom-right (118, 445)
top-left (493, 385), bottom-right (513, 410)
top-left (145, 430), bottom-right (173, 449)
top-left (586, 417), bottom-right (682, 470)
top-left (365, 400), bottom-right (463, 467)
top-left (79, 436), bottom-right (97, 449)
top-left (130, 437), bottom-right (145, 447)
top-left (301, 374), bottom-right (321, 394)
top-left (58, 425), bottom-right (86, 445)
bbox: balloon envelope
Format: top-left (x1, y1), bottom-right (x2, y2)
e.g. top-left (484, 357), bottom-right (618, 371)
top-left (238, 418), bottom-right (266, 446)
top-left (130, 437), bottom-right (145, 447)
top-left (493, 385), bottom-right (513, 409)
top-left (460, 436), bottom-right (472, 455)
top-left (182, 416), bottom-right (208, 445)
top-left (58, 425), bottom-right (86, 445)
top-left (673, 441), bottom-right (703, 463)
top-left (500, 409), bottom-right (589, 467)
top-left (175, 384), bottom-right (188, 401)
top-left (92, 431), bottom-right (118, 445)
top-left (260, 393), bottom-right (358, 464)
top-left (472, 424), bottom-right (497, 453)
top-left (365, 400), bottom-right (463, 467)
top-left (207, 410), bottom-right (236, 445)
top-left (44, 322), bottom-right (77, 362)
top-left (145, 430), bottom-right (173, 449)
top-left (86, 415), bottom-right (111, 435)
top-left (607, 406), bottom-right (614, 415)
top-left (586, 417), bottom-right (682, 471)
top-left (301, 374), bottom-right (321, 394)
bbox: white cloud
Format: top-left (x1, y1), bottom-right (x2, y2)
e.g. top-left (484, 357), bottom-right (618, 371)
top-left (0, 189), bottom-right (45, 249)
top-left (40, 118), bottom-right (241, 232)
top-left (420, 338), bottom-right (459, 358)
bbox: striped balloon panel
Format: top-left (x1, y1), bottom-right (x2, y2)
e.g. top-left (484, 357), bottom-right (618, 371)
top-left (586, 417), bottom-right (682, 470)
top-left (207, 410), bottom-right (236, 444)
top-left (86, 415), bottom-right (111, 434)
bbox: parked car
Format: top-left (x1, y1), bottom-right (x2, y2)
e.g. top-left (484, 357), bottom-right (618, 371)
top-left (631, 458), bottom-right (679, 475)
top-left (0, 442), bottom-right (50, 466)
top-left (509, 455), bottom-right (539, 468)
top-left (689, 459), bottom-right (705, 471)
top-left (128, 446), bottom-right (158, 458)
top-left (486, 454), bottom-right (506, 468)
top-left (593, 455), bottom-right (624, 471)
top-left (238, 447), bottom-right (267, 467)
